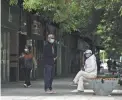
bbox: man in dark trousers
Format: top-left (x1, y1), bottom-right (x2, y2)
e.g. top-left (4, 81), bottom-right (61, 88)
top-left (43, 34), bottom-right (57, 93)
top-left (107, 58), bottom-right (112, 72)
top-left (96, 57), bottom-right (101, 74)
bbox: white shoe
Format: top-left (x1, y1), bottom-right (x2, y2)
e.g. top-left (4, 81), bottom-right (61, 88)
top-left (24, 84), bottom-right (27, 87)
top-left (45, 91), bottom-right (51, 94)
top-left (27, 85), bottom-right (32, 88)
top-left (71, 89), bottom-right (84, 93)
top-left (50, 90), bottom-right (56, 94)
top-left (45, 90), bottom-right (56, 94)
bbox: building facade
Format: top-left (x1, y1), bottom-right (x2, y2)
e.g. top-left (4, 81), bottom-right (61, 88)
top-left (1, 0), bottom-right (21, 83)
top-left (1, 1), bottom-right (104, 83)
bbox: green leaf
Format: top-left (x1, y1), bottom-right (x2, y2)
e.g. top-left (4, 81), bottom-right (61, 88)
top-left (9, 0), bottom-right (18, 5)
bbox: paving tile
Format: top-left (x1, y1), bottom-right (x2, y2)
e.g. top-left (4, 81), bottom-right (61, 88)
top-left (1, 96), bottom-right (29, 100)
top-left (1, 95), bottom-right (122, 100)
top-left (28, 96), bottom-right (47, 100)
top-left (89, 96), bottom-right (115, 100)
top-left (113, 97), bottom-right (122, 100)
top-left (64, 95), bottom-right (92, 100)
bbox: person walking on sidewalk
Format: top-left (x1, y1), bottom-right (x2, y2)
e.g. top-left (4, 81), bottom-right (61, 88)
top-left (71, 50), bottom-right (97, 93)
top-left (19, 47), bottom-right (37, 88)
top-left (43, 34), bottom-right (57, 93)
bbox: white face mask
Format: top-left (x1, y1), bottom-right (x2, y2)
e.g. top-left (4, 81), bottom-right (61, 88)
top-left (24, 49), bottom-right (28, 52)
top-left (85, 53), bottom-right (91, 58)
top-left (49, 39), bottom-right (55, 43)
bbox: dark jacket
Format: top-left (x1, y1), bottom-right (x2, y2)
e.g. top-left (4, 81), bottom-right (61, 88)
top-left (19, 53), bottom-right (37, 69)
top-left (43, 42), bottom-right (56, 66)
top-left (19, 57), bottom-right (24, 68)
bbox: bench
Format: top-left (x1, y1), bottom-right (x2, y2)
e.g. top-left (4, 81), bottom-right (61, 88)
top-left (87, 74), bottom-right (119, 96)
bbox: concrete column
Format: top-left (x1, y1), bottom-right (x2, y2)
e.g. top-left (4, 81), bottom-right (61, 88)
top-left (32, 41), bottom-right (36, 80)
top-left (80, 51), bottom-right (84, 70)
top-left (0, 0), bottom-right (1, 83)
top-left (57, 43), bottom-right (62, 76)
top-left (56, 30), bottom-right (62, 76)
top-left (3, 49), bottom-right (6, 82)
top-left (16, 33), bottom-right (19, 81)
top-left (2, 33), bottom-right (6, 82)
top-left (6, 32), bottom-right (10, 82)
top-left (64, 36), bottom-right (70, 75)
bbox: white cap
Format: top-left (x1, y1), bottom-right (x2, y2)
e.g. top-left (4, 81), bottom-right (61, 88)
top-left (84, 50), bottom-right (92, 54)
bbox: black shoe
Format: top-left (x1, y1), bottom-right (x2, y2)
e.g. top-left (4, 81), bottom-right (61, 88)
top-left (93, 93), bottom-right (96, 95)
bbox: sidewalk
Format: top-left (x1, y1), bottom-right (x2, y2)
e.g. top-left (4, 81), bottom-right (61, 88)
top-left (1, 78), bottom-right (122, 100)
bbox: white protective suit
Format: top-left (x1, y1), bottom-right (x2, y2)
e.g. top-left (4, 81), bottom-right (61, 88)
top-left (73, 54), bottom-right (97, 91)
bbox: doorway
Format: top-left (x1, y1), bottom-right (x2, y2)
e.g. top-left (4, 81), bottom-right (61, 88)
top-left (19, 34), bottom-right (26, 81)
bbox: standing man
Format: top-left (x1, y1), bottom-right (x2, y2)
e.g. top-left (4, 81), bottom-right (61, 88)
top-left (112, 60), bottom-right (117, 70)
top-left (96, 57), bottom-right (101, 74)
top-left (71, 50), bottom-right (97, 93)
top-left (107, 58), bottom-right (112, 72)
top-left (43, 34), bottom-right (57, 93)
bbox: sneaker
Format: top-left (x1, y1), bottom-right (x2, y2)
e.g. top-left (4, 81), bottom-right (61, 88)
top-left (71, 89), bottom-right (84, 93)
top-left (24, 84), bottom-right (27, 88)
top-left (45, 90), bottom-right (52, 94)
top-left (45, 90), bottom-right (56, 94)
top-left (27, 85), bottom-right (32, 88)
top-left (50, 90), bottom-right (56, 94)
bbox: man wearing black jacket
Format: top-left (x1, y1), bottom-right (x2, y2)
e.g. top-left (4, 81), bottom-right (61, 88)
top-left (43, 34), bottom-right (57, 93)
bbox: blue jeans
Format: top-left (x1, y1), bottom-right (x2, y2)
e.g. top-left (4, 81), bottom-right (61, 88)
top-left (44, 65), bottom-right (54, 91)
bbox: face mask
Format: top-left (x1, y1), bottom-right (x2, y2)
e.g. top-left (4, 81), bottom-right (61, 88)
top-left (24, 49), bottom-right (28, 52)
top-left (50, 39), bottom-right (55, 43)
top-left (85, 53), bottom-right (91, 58)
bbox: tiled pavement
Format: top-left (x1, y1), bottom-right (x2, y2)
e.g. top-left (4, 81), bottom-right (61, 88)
top-left (1, 78), bottom-right (122, 100)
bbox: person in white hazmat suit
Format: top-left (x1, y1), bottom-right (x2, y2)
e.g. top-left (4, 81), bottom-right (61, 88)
top-left (71, 50), bottom-right (97, 93)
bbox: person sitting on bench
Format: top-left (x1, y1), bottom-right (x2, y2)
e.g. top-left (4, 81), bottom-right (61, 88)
top-left (71, 49), bottom-right (97, 93)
